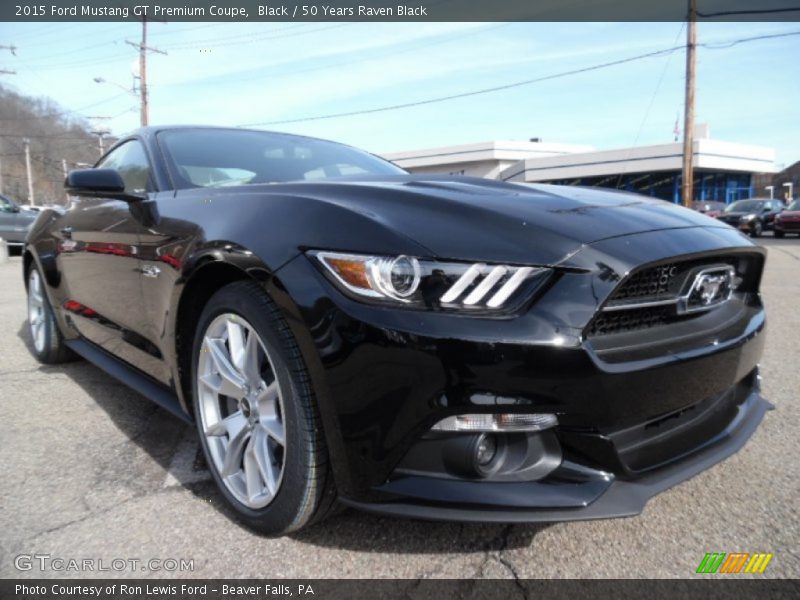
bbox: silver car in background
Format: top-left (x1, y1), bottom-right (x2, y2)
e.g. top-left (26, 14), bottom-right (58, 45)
top-left (0, 194), bottom-right (38, 253)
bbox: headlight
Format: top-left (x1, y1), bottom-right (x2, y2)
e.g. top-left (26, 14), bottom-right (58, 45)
top-left (740, 213), bottom-right (757, 222)
top-left (310, 251), bottom-right (551, 312)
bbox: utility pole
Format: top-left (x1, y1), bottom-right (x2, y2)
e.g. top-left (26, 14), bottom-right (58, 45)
top-left (139, 17), bottom-right (148, 126)
top-left (23, 138), bottom-right (35, 206)
top-left (681, 0), bottom-right (697, 208)
top-left (61, 159), bottom-right (70, 204)
top-left (90, 129), bottom-right (109, 156)
top-left (126, 18), bottom-right (166, 127)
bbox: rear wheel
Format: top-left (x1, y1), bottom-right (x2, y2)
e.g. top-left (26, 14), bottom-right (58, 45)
top-left (26, 266), bottom-right (74, 364)
top-left (191, 281), bottom-right (337, 535)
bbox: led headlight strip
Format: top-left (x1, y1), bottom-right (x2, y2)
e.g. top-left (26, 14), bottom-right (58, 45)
top-left (311, 251), bottom-right (549, 311)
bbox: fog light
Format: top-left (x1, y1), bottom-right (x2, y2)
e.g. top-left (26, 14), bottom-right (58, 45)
top-left (475, 434), bottom-right (497, 466)
top-left (432, 413), bottom-right (558, 432)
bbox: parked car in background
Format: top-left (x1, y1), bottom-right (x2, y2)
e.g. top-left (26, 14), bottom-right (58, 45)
top-left (715, 198), bottom-right (784, 237)
top-left (692, 200), bottom-right (726, 218)
top-left (19, 204), bottom-right (41, 212)
top-left (773, 200), bottom-right (800, 237)
top-left (0, 194), bottom-right (38, 253)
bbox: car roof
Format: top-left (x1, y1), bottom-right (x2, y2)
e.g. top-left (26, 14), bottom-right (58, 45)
top-left (132, 125), bottom-right (331, 144)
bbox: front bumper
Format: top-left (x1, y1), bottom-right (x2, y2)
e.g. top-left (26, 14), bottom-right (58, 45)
top-left (342, 389), bottom-right (771, 522)
top-left (774, 220), bottom-right (800, 233)
top-left (271, 227), bottom-right (769, 520)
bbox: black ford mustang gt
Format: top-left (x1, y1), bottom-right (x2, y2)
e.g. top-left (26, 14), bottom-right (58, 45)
top-left (23, 126), bottom-right (770, 534)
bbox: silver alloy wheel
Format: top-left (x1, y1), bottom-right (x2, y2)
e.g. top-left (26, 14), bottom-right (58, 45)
top-left (27, 269), bottom-right (46, 354)
top-left (197, 313), bottom-right (287, 509)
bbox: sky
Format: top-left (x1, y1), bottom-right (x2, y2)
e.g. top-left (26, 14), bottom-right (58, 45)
top-left (1, 20), bottom-right (799, 167)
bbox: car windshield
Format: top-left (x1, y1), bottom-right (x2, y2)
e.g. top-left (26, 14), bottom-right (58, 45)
top-left (725, 200), bottom-right (764, 213)
top-left (788, 200), bottom-right (800, 211)
top-left (158, 129), bottom-right (406, 188)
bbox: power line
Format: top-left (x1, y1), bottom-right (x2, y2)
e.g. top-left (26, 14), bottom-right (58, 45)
top-left (241, 29), bottom-right (800, 127)
top-left (700, 29), bottom-right (800, 48)
top-left (10, 22), bottom-right (227, 65)
top-left (148, 22), bottom-right (230, 37)
top-left (156, 22), bottom-right (319, 49)
top-left (162, 23), bottom-right (513, 89)
top-left (19, 23), bottom-right (350, 70)
top-left (14, 51), bottom-right (134, 71)
top-left (614, 22), bottom-right (686, 190)
top-left (0, 133), bottom-right (99, 141)
top-left (697, 6), bottom-right (800, 17)
top-left (0, 91), bottom-right (130, 122)
top-left (9, 23), bottom-right (84, 43)
top-left (11, 25), bottom-right (132, 64)
top-left (242, 46), bottom-right (688, 126)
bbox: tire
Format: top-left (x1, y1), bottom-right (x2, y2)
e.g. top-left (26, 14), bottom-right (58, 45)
top-left (774, 230), bottom-right (784, 238)
top-left (191, 280), bottom-right (337, 535)
top-left (750, 221), bottom-right (762, 238)
top-left (26, 265), bottom-right (75, 364)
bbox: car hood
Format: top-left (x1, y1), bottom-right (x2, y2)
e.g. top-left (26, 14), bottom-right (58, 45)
top-left (261, 175), bottom-right (730, 266)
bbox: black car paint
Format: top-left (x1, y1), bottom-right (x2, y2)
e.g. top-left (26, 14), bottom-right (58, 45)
top-left (23, 126), bottom-right (769, 521)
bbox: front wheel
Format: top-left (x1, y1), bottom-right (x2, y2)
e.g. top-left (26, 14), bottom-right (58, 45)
top-left (750, 221), bottom-right (763, 238)
top-left (26, 266), bottom-right (75, 364)
top-left (191, 281), bottom-right (337, 535)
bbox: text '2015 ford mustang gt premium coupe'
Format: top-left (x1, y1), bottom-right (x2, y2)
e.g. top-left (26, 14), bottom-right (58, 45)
top-left (23, 126), bottom-right (771, 534)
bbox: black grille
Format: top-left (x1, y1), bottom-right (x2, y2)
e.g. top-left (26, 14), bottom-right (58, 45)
top-left (588, 254), bottom-right (759, 338)
top-left (589, 305), bottom-right (676, 336)
top-left (609, 263), bottom-right (682, 302)
top-left (606, 258), bottom-right (738, 306)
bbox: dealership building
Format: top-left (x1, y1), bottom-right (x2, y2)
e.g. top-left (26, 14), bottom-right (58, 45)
top-left (383, 126), bottom-right (777, 204)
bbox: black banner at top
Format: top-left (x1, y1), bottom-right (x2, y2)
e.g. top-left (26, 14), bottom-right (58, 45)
top-left (3, 0), bottom-right (800, 22)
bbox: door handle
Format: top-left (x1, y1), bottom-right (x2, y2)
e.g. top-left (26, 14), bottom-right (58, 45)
top-left (60, 226), bottom-right (73, 238)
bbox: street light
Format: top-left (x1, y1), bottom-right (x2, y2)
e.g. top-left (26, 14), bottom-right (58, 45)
top-left (93, 76), bottom-right (136, 97)
top-left (765, 185), bottom-right (774, 199)
top-left (783, 182), bottom-right (794, 202)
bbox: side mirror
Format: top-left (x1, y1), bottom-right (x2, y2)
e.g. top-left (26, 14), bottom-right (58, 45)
top-left (65, 169), bottom-right (143, 203)
top-left (10, 204), bottom-right (20, 213)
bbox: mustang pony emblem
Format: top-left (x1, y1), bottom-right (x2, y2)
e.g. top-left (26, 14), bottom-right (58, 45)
top-left (681, 266), bottom-right (735, 313)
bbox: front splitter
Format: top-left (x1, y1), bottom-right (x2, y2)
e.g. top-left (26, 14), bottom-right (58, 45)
top-left (340, 392), bottom-right (772, 523)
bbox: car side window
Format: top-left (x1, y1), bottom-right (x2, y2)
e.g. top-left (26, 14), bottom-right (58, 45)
top-left (0, 196), bottom-right (10, 212)
top-left (97, 140), bottom-right (152, 194)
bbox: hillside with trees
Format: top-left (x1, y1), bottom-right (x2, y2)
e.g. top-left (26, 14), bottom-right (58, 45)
top-left (0, 85), bottom-right (112, 205)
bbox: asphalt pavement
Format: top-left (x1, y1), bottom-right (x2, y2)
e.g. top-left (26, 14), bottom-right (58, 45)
top-left (1, 236), bottom-right (798, 579)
